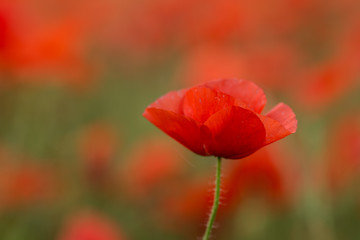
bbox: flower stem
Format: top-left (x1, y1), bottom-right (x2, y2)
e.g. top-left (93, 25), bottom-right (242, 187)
top-left (202, 157), bottom-right (222, 240)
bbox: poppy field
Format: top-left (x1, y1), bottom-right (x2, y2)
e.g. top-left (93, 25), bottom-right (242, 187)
top-left (0, 0), bottom-right (360, 239)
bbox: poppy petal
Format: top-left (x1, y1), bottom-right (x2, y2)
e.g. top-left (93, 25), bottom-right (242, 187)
top-left (147, 89), bottom-right (187, 114)
top-left (204, 79), bottom-right (267, 113)
top-left (182, 86), bottom-right (235, 123)
top-left (259, 103), bottom-right (297, 145)
top-left (143, 108), bottom-right (208, 156)
top-left (266, 103), bottom-right (297, 133)
top-left (203, 106), bottom-right (266, 159)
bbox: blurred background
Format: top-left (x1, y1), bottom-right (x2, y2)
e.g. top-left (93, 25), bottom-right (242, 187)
top-left (0, 0), bottom-right (360, 239)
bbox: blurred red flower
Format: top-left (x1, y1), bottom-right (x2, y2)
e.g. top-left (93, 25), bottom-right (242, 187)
top-left (324, 114), bottom-right (360, 193)
top-left (115, 0), bottom-right (191, 60)
top-left (0, 164), bottom-right (59, 208)
top-left (176, 0), bottom-right (243, 46)
top-left (58, 210), bottom-right (127, 240)
top-left (176, 43), bottom-right (301, 90)
top-left (0, 0), bottom-right (102, 88)
top-left (159, 146), bottom-right (300, 237)
top-left (241, 42), bottom-right (302, 90)
top-left (0, 8), bottom-right (11, 53)
top-left (78, 123), bottom-right (118, 185)
top-left (175, 45), bottom-right (246, 87)
top-left (143, 78), bottom-right (297, 159)
top-left (294, 55), bottom-right (360, 110)
top-left (160, 177), bottom-right (212, 230)
top-left (8, 19), bottom-right (94, 87)
top-left (223, 146), bottom-right (300, 209)
top-left (0, 148), bottom-right (60, 209)
top-left (121, 137), bottom-right (185, 199)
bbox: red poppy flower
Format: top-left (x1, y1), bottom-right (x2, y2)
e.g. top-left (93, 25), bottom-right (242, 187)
top-left (143, 78), bottom-right (297, 159)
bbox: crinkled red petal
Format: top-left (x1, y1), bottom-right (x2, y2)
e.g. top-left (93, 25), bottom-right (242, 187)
top-left (204, 79), bottom-right (267, 113)
top-left (259, 103), bottom-right (297, 145)
top-left (266, 103), bottom-right (297, 133)
top-left (182, 86), bottom-right (235, 123)
top-left (147, 89), bottom-right (187, 114)
top-left (203, 106), bottom-right (266, 159)
top-left (143, 108), bottom-right (208, 156)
